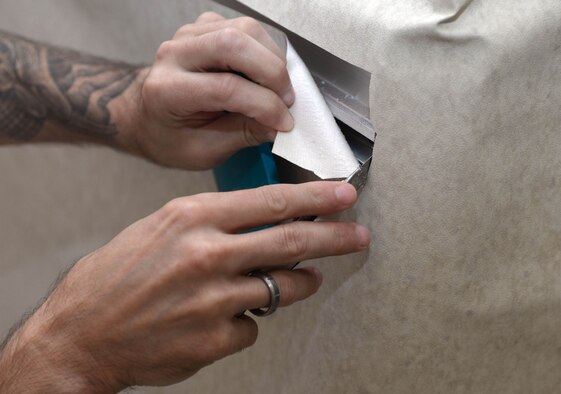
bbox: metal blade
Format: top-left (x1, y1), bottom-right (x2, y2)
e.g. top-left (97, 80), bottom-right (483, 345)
top-left (345, 156), bottom-right (372, 194)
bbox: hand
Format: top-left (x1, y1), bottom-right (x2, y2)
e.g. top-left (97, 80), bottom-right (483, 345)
top-left (123, 12), bottom-right (295, 170)
top-left (0, 182), bottom-right (370, 392)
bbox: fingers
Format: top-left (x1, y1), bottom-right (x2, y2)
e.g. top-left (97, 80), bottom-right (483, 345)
top-left (153, 14), bottom-right (295, 132)
top-left (192, 113), bottom-right (276, 154)
top-left (177, 29), bottom-right (293, 104)
top-left (176, 15), bottom-right (286, 61)
top-left (163, 114), bottom-right (276, 170)
top-left (207, 113), bottom-right (277, 147)
top-left (233, 221), bottom-right (370, 272)
top-left (233, 267), bottom-right (322, 313)
top-left (195, 182), bottom-right (358, 232)
top-left (163, 72), bottom-right (293, 131)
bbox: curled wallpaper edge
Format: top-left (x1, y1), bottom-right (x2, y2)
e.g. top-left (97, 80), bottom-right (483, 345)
top-left (272, 42), bottom-right (359, 180)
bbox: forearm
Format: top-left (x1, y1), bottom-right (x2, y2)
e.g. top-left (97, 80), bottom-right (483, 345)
top-left (0, 30), bottom-right (147, 150)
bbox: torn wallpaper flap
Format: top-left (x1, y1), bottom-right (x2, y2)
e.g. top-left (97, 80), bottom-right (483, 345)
top-left (272, 42), bottom-right (359, 180)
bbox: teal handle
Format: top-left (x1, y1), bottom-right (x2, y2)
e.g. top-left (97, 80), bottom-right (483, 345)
top-left (213, 143), bottom-right (279, 192)
top-left (213, 144), bottom-right (279, 233)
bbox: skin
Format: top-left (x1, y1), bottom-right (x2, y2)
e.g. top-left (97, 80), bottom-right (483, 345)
top-left (0, 12), bottom-right (370, 393)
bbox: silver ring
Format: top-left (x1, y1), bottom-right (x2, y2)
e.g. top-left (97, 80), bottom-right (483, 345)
top-left (249, 271), bottom-right (280, 317)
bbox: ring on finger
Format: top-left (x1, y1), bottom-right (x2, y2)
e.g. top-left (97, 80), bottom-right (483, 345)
top-left (249, 270), bottom-right (280, 317)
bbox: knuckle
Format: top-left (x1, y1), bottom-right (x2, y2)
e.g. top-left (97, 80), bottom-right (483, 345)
top-left (215, 27), bottom-right (246, 53)
top-left (259, 186), bottom-right (290, 217)
top-left (270, 56), bottom-right (288, 79)
top-left (259, 95), bottom-right (288, 126)
top-left (266, 57), bottom-right (290, 93)
top-left (186, 241), bottom-right (218, 276)
top-left (278, 225), bottom-right (307, 261)
top-left (236, 16), bottom-right (263, 36)
top-left (155, 40), bottom-right (176, 62)
top-left (161, 197), bottom-right (185, 218)
top-left (200, 11), bottom-right (221, 20)
top-left (183, 256), bottom-right (207, 277)
top-left (161, 197), bottom-right (206, 228)
top-left (215, 73), bottom-right (238, 102)
top-left (174, 24), bottom-right (195, 38)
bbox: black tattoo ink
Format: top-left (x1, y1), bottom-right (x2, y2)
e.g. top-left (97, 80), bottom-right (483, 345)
top-left (0, 31), bottom-right (139, 140)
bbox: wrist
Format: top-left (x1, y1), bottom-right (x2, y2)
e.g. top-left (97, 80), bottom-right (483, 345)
top-left (110, 66), bottom-right (151, 158)
top-left (0, 308), bottom-right (122, 393)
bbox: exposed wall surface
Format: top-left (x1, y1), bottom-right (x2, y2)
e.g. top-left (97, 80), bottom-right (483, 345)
top-left (2, 1), bottom-right (561, 394)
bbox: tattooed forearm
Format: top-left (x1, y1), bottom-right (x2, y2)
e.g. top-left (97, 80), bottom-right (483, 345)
top-left (0, 30), bottom-right (140, 142)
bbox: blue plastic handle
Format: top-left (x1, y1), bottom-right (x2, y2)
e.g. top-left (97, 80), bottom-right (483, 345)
top-left (213, 143), bottom-right (279, 192)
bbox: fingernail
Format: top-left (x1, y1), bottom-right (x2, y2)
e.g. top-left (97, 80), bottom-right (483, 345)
top-left (356, 225), bottom-right (371, 249)
top-left (282, 87), bottom-right (295, 106)
top-left (280, 111), bottom-right (294, 131)
top-left (335, 183), bottom-right (357, 205)
top-left (310, 267), bottom-right (323, 287)
top-left (267, 131), bottom-right (278, 142)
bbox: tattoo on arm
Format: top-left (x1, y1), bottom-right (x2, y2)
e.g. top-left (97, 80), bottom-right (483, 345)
top-left (0, 30), bottom-right (139, 141)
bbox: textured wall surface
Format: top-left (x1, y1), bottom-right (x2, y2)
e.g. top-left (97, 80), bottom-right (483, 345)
top-left (2, 1), bottom-right (561, 394)
top-left (236, 1), bottom-right (561, 393)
